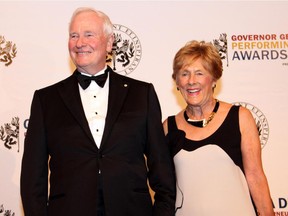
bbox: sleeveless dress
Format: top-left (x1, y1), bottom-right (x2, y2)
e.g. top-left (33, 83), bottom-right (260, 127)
top-left (166, 106), bottom-right (257, 216)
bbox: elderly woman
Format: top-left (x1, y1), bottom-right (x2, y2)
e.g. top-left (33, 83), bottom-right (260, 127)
top-left (163, 40), bottom-right (274, 216)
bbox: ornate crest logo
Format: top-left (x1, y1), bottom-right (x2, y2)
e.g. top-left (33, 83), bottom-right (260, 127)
top-left (0, 204), bottom-right (15, 216)
top-left (0, 117), bottom-right (20, 152)
top-left (0, 35), bottom-right (17, 67)
top-left (213, 33), bottom-right (228, 67)
top-left (106, 24), bottom-right (142, 75)
top-left (233, 102), bottom-right (269, 149)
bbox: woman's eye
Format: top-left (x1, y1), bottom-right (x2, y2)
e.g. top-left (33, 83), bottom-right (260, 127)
top-left (181, 72), bottom-right (188, 76)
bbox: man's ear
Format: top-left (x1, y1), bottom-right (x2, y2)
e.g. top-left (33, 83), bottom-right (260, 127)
top-left (106, 34), bottom-right (114, 52)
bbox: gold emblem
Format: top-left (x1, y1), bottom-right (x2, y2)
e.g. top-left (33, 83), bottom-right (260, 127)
top-left (0, 35), bottom-right (17, 67)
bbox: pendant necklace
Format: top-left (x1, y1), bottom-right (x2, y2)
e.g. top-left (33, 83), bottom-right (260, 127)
top-left (184, 100), bottom-right (219, 128)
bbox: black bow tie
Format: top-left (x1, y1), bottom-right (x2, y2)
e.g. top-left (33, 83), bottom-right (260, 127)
top-left (76, 70), bottom-right (108, 89)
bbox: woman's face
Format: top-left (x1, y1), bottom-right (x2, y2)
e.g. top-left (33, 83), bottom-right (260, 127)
top-left (176, 58), bottom-right (216, 107)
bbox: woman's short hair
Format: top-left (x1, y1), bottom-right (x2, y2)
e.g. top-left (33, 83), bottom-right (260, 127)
top-left (172, 40), bottom-right (223, 81)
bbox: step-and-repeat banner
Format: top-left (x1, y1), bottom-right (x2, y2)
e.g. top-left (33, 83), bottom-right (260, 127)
top-left (1, 1), bottom-right (287, 215)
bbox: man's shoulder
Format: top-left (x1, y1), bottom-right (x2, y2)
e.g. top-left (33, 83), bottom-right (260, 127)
top-left (111, 70), bottom-right (150, 87)
top-left (36, 73), bottom-right (75, 93)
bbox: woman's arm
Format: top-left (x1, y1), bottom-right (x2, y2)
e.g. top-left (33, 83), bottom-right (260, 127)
top-left (239, 106), bottom-right (274, 216)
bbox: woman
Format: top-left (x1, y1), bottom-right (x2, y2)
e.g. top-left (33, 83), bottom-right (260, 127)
top-left (163, 40), bottom-right (274, 216)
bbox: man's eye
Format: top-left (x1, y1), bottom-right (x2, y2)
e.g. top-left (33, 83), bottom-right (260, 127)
top-left (86, 33), bottom-right (94, 37)
top-left (70, 34), bottom-right (78, 39)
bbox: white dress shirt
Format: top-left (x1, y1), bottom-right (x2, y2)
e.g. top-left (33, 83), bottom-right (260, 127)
top-left (78, 67), bottom-right (109, 148)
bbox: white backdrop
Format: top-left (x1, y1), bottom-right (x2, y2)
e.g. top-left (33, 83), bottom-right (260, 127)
top-left (0, 1), bottom-right (287, 215)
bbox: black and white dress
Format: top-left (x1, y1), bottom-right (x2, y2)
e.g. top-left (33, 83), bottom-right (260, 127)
top-left (166, 106), bottom-right (257, 216)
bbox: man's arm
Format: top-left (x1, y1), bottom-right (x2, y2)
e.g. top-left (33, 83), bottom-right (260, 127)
top-left (21, 91), bottom-right (49, 216)
top-left (145, 84), bottom-right (176, 216)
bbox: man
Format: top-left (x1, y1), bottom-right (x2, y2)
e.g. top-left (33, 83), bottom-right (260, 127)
top-left (21, 7), bottom-right (176, 216)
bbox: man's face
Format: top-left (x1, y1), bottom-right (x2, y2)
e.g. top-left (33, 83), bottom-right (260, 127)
top-left (68, 11), bottom-right (113, 75)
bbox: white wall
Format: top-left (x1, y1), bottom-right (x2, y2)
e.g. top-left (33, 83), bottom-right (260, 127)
top-left (1, 1), bottom-right (287, 215)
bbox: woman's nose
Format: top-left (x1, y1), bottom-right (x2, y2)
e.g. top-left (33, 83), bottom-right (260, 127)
top-left (188, 74), bottom-right (196, 84)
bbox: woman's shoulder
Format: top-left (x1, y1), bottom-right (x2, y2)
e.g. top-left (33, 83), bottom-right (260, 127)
top-left (219, 100), bottom-right (233, 110)
top-left (238, 104), bottom-right (255, 126)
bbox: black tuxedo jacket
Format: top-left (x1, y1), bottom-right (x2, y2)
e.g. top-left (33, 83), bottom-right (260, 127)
top-left (21, 67), bottom-right (176, 216)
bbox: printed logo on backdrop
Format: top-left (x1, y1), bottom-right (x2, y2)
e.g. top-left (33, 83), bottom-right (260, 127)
top-left (0, 117), bottom-right (20, 152)
top-left (106, 24), bottom-right (142, 75)
top-left (232, 102), bottom-right (269, 148)
top-left (213, 33), bottom-right (288, 66)
top-left (0, 204), bottom-right (15, 216)
top-left (213, 33), bottom-right (229, 67)
top-left (0, 35), bottom-right (17, 68)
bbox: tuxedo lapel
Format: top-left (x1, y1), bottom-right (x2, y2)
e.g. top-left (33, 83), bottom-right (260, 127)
top-left (57, 72), bottom-right (95, 144)
top-left (101, 69), bottom-right (129, 148)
